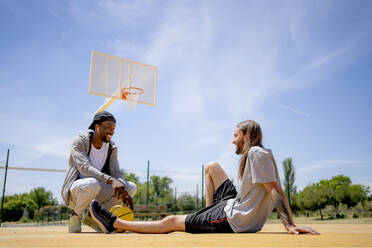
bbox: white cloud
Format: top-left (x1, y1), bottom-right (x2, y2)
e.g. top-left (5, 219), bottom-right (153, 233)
top-left (97, 0), bottom-right (164, 30)
top-left (0, 94), bottom-right (77, 165)
top-left (277, 104), bottom-right (310, 117)
top-left (32, 137), bottom-right (72, 159)
top-left (66, 1), bottom-right (364, 129)
top-left (304, 47), bottom-right (351, 70)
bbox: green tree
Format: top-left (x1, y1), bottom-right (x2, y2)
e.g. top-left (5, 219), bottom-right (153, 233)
top-left (321, 175), bottom-right (360, 212)
top-left (177, 193), bottom-right (196, 212)
top-left (340, 184), bottom-right (369, 210)
top-left (131, 183), bottom-right (143, 204)
top-left (150, 175), bottom-right (173, 205)
top-left (298, 182), bottom-right (328, 220)
top-left (297, 175), bottom-right (370, 218)
top-left (121, 169), bottom-right (140, 185)
top-left (368, 194), bottom-right (372, 202)
top-left (120, 170), bottom-right (174, 208)
top-left (28, 187), bottom-right (57, 209)
top-left (282, 158), bottom-right (296, 208)
top-left (1, 193), bottom-right (38, 221)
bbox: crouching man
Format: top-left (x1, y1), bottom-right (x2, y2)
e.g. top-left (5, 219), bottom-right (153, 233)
top-left (61, 111), bottom-right (136, 233)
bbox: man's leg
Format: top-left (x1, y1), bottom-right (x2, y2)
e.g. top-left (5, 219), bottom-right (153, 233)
top-left (113, 215), bottom-right (187, 234)
top-left (68, 178), bottom-right (102, 233)
top-left (204, 162), bottom-right (229, 207)
top-left (90, 200), bottom-right (187, 233)
top-left (69, 178), bottom-right (102, 216)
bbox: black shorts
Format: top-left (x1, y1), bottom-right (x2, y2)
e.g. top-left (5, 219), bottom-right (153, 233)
top-left (185, 179), bottom-right (237, 233)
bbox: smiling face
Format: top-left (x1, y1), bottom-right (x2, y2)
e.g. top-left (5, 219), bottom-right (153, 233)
top-left (232, 128), bottom-right (248, 154)
top-left (96, 120), bottom-right (116, 143)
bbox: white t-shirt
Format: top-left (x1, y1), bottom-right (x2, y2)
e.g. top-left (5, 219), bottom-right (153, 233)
top-left (88, 142), bottom-right (109, 171)
top-left (224, 146), bottom-right (281, 233)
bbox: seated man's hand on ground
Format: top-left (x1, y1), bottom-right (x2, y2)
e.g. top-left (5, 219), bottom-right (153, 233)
top-left (287, 225), bottom-right (320, 235)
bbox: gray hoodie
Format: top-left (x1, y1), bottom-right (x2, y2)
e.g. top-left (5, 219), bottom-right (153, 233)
top-left (61, 132), bottom-right (126, 206)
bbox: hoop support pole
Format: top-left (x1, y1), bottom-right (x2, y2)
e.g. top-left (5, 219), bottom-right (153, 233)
top-left (95, 98), bottom-right (116, 114)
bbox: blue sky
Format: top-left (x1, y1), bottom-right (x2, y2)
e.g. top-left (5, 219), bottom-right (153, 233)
top-left (0, 0), bottom-right (371, 203)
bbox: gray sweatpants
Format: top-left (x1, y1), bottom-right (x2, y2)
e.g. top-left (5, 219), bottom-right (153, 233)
top-left (68, 177), bottom-right (137, 216)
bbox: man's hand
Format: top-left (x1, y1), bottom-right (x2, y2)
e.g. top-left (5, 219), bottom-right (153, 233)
top-left (107, 177), bottom-right (134, 210)
top-left (123, 194), bottom-right (134, 211)
top-left (287, 225), bottom-right (320, 235)
top-left (107, 177), bottom-right (126, 200)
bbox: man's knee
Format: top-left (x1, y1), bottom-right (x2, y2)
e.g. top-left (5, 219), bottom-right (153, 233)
top-left (78, 178), bottom-right (102, 196)
top-left (160, 215), bottom-right (186, 232)
top-left (161, 215), bottom-right (178, 225)
top-left (68, 178), bottom-right (102, 215)
top-left (205, 161), bottom-right (221, 175)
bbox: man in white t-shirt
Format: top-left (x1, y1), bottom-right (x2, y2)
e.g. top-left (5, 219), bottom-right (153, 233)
top-left (61, 111), bottom-right (137, 233)
top-left (89, 120), bottom-right (319, 235)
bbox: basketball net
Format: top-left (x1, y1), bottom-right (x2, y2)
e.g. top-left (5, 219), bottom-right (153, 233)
top-left (121, 87), bottom-right (143, 110)
top-left (126, 94), bottom-right (139, 110)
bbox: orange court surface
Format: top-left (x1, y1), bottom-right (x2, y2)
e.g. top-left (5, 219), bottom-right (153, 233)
top-left (1, 223), bottom-right (372, 248)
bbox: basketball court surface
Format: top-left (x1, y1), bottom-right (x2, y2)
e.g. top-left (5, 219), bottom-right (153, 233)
top-left (1, 223), bottom-right (371, 247)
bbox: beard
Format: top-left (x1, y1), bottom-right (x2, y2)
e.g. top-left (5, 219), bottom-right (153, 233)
top-left (235, 140), bottom-right (245, 154)
top-left (103, 134), bottom-right (112, 143)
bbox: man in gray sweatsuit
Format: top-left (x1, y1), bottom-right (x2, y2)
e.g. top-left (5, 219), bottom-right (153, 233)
top-left (61, 111), bottom-right (136, 233)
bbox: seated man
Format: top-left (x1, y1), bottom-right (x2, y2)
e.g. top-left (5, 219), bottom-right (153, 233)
top-left (61, 111), bottom-right (136, 233)
top-left (89, 120), bottom-right (319, 235)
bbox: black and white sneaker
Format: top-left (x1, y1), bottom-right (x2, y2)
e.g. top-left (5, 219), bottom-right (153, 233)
top-left (89, 200), bottom-right (117, 234)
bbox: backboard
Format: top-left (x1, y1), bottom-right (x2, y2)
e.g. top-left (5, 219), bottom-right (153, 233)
top-left (89, 51), bottom-right (158, 112)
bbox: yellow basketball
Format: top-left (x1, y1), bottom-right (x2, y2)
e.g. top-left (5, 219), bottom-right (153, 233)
top-left (109, 205), bottom-right (134, 233)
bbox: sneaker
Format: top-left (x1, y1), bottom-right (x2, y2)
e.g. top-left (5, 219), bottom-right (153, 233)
top-left (68, 215), bottom-right (82, 233)
top-left (89, 200), bottom-right (117, 234)
top-left (82, 209), bottom-right (103, 233)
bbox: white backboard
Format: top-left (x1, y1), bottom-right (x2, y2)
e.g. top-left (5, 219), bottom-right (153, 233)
top-left (89, 51), bottom-right (158, 107)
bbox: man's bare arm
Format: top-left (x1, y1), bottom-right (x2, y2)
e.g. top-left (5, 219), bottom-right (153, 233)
top-left (263, 182), bottom-right (320, 235)
top-left (273, 189), bottom-right (295, 230)
top-left (263, 182), bottom-right (294, 230)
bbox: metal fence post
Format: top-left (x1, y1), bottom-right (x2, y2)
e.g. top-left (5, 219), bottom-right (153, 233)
top-left (0, 149), bottom-right (10, 225)
top-left (201, 164), bottom-right (204, 207)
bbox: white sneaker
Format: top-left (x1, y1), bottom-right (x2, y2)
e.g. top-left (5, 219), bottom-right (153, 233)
top-left (82, 209), bottom-right (102, 233)
top-left (68, 215), bottom-right (82, 233)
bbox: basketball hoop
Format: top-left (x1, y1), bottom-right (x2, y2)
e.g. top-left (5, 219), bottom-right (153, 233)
top-left (89, 51), bottom-right (157, 113)
top-left (121, 87), bottom-right (143, 110)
